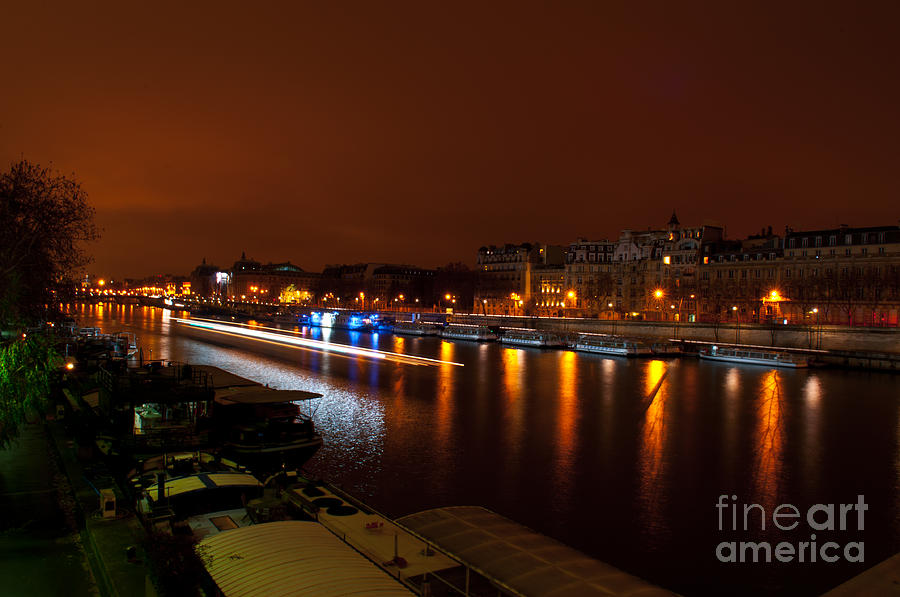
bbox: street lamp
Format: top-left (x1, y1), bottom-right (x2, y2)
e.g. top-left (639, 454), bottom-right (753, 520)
top-left (811, 307), bottom-right (821, 349)
top-left (653, 289), bottom-right (664, 321)
top-left (670, 304), bottom-right (677, 338)
top-left (606, 302), bottom-right (617, 335)
top-left (732, 305), bottom-right (739, 344)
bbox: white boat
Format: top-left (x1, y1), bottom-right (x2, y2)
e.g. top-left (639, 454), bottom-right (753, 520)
top-left (500, 330), bottom-right (567, 348)
top-left (699, 346), bottom-right (810, 368)
top-left (441, 324), bottom-right (498, 342)
top-left (392, 321), bottom-right (443, 336)
top-left (574, 335), bottom-right (652, 357)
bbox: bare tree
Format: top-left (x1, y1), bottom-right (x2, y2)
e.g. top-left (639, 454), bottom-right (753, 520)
top-left (1, 160), bottom-right (99, 324)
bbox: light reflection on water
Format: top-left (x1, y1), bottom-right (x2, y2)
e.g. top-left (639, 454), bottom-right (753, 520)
top-left (753, 370), bottom-right (785, 511)
top-left (74, 304), bottom-right (900, 596)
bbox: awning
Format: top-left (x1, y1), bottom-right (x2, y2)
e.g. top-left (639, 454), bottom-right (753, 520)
top-left (197, 520), bottom-right (414, 596)
top-left (397, 506), bottom-right (676, 597)
top-left (214, 386), bottom-right (323, 405)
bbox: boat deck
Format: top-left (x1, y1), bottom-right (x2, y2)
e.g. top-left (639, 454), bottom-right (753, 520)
top-left (285, 482), bottom-right (458, 580)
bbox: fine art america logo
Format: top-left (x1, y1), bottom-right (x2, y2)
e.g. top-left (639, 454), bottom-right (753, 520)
top-left (715, 495), bottom-right (866, 563)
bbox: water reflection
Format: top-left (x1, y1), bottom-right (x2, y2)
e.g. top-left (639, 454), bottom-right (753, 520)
top-left (500, 347), bottom-right (526, 486)
top-left (639, 360), bottom-right (671, 535)
top-left (432, 341), bottom-right (457, 491)
top-left (721, 367), bottom-right (741, 471)
top-left (800, 375), bottom-right (823, 490)
top-left (553, 351), bottom-right (578, 500)
top-left (753, 370), bottom-right (785, 509)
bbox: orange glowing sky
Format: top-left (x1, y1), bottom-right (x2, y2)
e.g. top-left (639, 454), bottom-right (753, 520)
top-left (2, 2), bottom-right (899, 278)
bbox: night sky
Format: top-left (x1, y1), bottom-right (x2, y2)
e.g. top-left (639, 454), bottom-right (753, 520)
top-left (3, 2), bottom-right (899, 279)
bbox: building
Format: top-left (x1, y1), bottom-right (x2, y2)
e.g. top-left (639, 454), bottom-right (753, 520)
top-left (188, 258), bottom-right (220, 298)
top-left (564, 238), bottom-right (616, 317)
top-left (372, 265), bottom-right (435, 311)
top-left (474, 243), bottom-right (565, 315)
top-left (227, 253), bottom-right (319, 304)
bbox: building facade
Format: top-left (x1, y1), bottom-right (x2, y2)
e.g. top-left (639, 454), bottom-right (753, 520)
top-left (474, 243), bottom-right (565, 315)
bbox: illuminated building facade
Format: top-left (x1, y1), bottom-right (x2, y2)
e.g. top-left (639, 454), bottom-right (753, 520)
top-left (475, 243), bottom-right (565, 315)
top-left (227, 255), bottom-right (319, 304)
top-left (564, 238), bottom-right (616, 317)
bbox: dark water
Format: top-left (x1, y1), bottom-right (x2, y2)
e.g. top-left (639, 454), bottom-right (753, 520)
top-left (77, 304), bottom-right (899, 596)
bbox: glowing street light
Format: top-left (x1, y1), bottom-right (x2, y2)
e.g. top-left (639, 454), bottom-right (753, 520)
top-left (733, 305), bottom-right (740, 343)
top-left (654, 289), bottom-right (663, 299)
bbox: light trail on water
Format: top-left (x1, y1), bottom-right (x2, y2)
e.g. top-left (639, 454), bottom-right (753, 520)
top-left (174, 317), bottom-right (464, 367)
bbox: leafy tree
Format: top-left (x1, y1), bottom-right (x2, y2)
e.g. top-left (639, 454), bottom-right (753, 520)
top-left (0, 335), bottom-right (57, 448)
top-left (0, 160), bottom-right (99, 325)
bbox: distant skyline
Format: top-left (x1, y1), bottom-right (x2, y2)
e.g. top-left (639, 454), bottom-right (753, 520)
top-left (3, 2), bottom-right (899, 279)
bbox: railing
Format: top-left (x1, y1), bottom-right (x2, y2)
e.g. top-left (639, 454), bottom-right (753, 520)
top-left (98, 361), bottom-right (213, 403)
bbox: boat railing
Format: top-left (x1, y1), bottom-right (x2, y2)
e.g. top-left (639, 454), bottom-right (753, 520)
top-left (99, 361), bottom-right (213, 400)
top-left (126, 427), bottom-right (211, 450)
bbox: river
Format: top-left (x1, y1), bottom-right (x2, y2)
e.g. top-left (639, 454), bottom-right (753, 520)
top-left (76, 303), bottom-right (899, 596)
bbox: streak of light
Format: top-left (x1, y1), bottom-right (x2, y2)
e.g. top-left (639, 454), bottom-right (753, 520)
top-left (175, 317), bottom-right (464, 367)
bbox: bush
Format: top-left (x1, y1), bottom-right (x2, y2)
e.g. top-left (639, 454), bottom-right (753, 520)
top-left (0, 335), bottom-right (57, 448)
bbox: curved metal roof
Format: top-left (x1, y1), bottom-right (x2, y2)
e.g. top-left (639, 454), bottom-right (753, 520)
top-left (197, 521), bottom-right (413, 596)
top-left (396, 506), bottom-right (676, 597)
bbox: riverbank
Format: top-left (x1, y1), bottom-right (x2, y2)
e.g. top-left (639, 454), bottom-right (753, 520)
top-left (449, 313), bottom-right (899, 352)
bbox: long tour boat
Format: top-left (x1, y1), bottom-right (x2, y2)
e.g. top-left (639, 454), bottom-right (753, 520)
top-left (392, 321), bottom-right (443, 336)
top-left (573, 334), bottom-right (652, 357)
top-left (500, 329), bottom-right (567, 348)
top-left (698, 345), bottom-right (810, 368)
top-left (441, 324), bottom-right (499, 342)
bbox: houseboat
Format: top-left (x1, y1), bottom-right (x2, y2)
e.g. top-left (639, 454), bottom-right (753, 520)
top-left (573, 335), bottom-right (652, 357)
top-left (132, 450), bottom-right (263, 534)
top-left (699, 345), bottom-right (810, 368)
top-left (213, 387), bottom-right (324, 472)
top-left (500, 330), bottom-right (567, 348)
top-left (102, 363), bottom-right (324, 470)
top-left (441, 324), bottom-right (499, 342)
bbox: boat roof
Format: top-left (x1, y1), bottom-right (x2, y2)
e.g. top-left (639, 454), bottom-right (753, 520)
top-left (215, 386), bottom-right (323, 405)
top-left (397, 506), bottom-right (676, 597)
top-left (191, 365), bottom-right (260, 389)
top-left (146, 473), bottom-right (261, 502)
top-left (197, 520), bottom-right (414, 596)
top-left (286, 482), bottom-right (458, 578)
